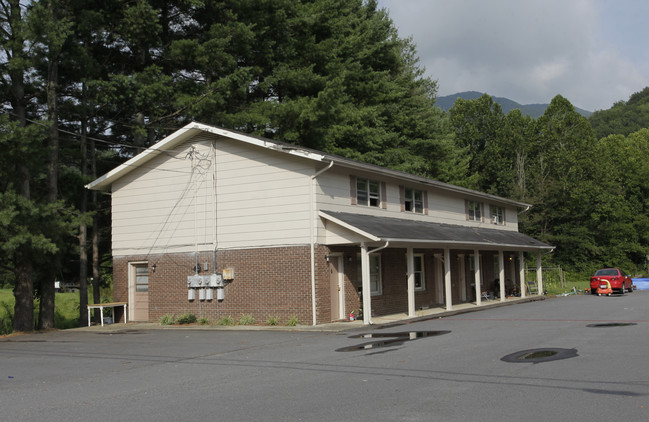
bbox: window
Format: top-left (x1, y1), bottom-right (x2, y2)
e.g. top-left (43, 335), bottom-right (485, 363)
top-left (491, 206), bottom-right (505, 225)
top-left (357, 253), bottom-right (382, 295)
top-left (405, 254), bottom-right (425, 291)
top-left (404, 188), bottom-right (424, 213)
top-left (135, 264), bottom-right (149, 292)
top-left (356, 177), bottom-right (381, 207)
top-left (467, 200), bottom-right (482, 221)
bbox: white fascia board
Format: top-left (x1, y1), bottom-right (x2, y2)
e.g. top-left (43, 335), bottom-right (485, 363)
top-left (85, 124), bottom-right (203, 190)
top-left (319, 211), bottom-right (381, 242)
top-left (382, 237), bottom-right (554, 251)
top-left (196, 123), bottom-right (327, 162)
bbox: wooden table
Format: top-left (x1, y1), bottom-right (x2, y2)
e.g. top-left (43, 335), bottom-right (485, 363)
top-left (87, 302), bottom-right (127, 327)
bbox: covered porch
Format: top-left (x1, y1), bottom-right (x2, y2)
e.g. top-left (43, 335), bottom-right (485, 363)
top-left (320, 211), bottom-right (554, 325)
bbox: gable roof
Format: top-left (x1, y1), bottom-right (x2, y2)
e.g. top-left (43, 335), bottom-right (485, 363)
top-left (86, 121), bottom-right (530, 209)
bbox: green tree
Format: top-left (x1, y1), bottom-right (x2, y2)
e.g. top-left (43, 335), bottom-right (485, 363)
top-left (590, 87), bottom-right (649, 140)
top-left (1, 0), bottom-right (38, 331)
top-left (521, 95), bottom-right (599, 271)
top-left (449, 93), bottom-right (504, 192)
top-left (28, 0), bottom-right (75, 329)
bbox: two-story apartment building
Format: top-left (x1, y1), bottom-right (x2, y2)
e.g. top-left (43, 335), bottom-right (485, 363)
top-left (87, 122), bottom-right (552, 325)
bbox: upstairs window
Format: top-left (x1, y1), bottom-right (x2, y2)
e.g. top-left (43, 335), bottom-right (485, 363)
top-left (404, 188), bottom-right (424, 213)
top-left (356, 177), bottom-right (381, 207)
top-left (467, 200), bottom-right (482, 221)
top-left (491, 206), bottom-right (505, 225)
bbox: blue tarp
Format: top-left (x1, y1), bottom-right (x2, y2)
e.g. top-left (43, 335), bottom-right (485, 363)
top-left (631, 278), bottom-right (649, 290)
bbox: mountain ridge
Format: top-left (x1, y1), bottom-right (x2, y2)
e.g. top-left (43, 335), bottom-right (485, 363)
top-left (436, 91), bottom-right (592, 118)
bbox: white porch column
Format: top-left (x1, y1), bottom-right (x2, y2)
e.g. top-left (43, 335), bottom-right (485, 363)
top-left (406, 247), bottom-right (415, 317)
top-left (536, 252), bottom-right (544, 295)
top-left (458, 254), bottom-right (466, 302)
top-left (499, 250), bottom-right (505, 302)
top-left (519, 251), bottom-right (526, 298)
top-left (360, 243), bottom-right (372, 325)
top-left (444, 248), bottom-right (452, 311)
top-left (474, 251), bottom-right (482, 306)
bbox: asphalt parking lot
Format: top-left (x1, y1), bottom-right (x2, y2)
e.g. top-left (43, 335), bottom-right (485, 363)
top-left (1, 292), bottom-right (648, 421)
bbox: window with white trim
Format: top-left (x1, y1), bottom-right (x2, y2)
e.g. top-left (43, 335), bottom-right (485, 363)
top-left (467, 200), bottom-right (482, 221)
top-left (357, 253), bottom-right (382, 295)
top-left (404, 188), bottom-right (424, 213)
top-left (356, 177), bottom-right (381, 207)
top-left (405, 253), bottom-right (425, 291)
top-left (491, 205), bottom-right (505, 225)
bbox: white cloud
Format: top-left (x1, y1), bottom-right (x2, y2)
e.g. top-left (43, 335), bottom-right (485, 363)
top-left (378, 0), bottom-right (649, 111)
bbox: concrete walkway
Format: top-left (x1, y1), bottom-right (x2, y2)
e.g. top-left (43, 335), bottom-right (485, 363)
top-left (74, 295), bottom-right (546, 333)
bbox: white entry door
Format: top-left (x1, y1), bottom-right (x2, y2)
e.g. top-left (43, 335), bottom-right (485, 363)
top-left (329, 255), bottom-right (345, 321)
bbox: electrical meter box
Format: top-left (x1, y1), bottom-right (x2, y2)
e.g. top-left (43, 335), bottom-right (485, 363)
top-left (187, 275), bottom-right (202, 288)
top-left (207, 273), bottom-right (223, 287)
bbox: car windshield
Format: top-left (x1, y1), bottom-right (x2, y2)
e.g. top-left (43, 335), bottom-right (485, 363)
top-left (595, 269), bottom-right (618, 276)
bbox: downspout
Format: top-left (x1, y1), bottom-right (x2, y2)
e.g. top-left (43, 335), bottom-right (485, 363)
top-left (310, 160), bottom-right (334, 325)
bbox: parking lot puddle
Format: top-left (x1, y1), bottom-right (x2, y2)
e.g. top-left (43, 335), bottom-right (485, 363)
top-left (586, 322), bottom-right (637, 327)
top-left (501, 348), bottom-right (578, 363)
top-left (335, 330), bottom-right (450, 352)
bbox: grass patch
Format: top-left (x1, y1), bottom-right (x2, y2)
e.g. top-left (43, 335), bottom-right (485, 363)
top-left (0, 301), bottom-right (13, 335)
top-left (266, 316), bottom-right (279, 326)
top-left (199, 317), bottom-right (210, 325)
top-left (0, 288), bottom-right (85, 333)
top-left (540, 272), bottom-right (591, 296)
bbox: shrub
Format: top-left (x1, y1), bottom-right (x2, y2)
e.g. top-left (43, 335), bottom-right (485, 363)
top-left (267, 316), bottom-right (279, 326)
top-left (199, 317), bottom-right (210, 325)
top-left (159, 314), bottom-right (175, 325)
top-left (176, 312), bottom-right (197, 325)
top-left (286, 315), bottom-right (299, 326)
top-left (238, 314), bottom-right (255, 325)
top-left (217, 316), bottom-right (235, 326)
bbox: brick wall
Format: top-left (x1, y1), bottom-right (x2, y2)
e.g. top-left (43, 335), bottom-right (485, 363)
top-left (114, 245), bottom-right (332, 325)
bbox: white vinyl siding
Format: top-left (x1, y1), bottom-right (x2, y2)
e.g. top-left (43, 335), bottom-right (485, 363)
top-left (315, 171), bottom-right (520, 234)
top-left (111, 134), bottom-right (313, 255)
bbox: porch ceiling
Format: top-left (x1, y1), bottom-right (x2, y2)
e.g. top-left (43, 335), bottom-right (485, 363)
top-left (319, 211), bottom-right (553, 252)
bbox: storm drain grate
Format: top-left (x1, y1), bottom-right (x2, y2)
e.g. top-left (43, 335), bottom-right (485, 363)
top-left (501, 348), bottom-right (578, 363)
top-left (335, 330), bottom-right (450, 352)
top-left (586, 322), bottom-right (637, 327)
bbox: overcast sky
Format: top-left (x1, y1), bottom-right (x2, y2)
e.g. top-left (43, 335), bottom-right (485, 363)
top-left (377, 0), bottom-right (649, 111)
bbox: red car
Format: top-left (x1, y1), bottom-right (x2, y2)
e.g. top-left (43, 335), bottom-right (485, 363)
top-left (590, 268), bottom-right (633, 295)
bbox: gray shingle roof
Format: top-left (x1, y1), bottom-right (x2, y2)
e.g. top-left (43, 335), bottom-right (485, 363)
top-left (321, 211), bottom-right (552, 251)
